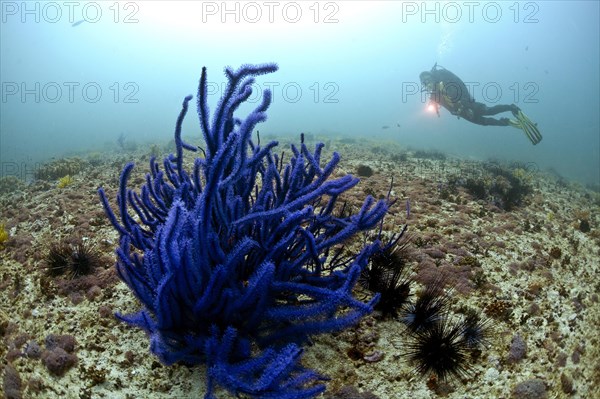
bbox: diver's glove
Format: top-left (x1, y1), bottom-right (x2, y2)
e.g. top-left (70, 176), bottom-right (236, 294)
top-left (508, 109), bottom-right (542, 145)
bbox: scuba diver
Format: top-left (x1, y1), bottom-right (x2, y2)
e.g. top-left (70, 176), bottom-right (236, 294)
top-left (420, 64), bottom-right (542, 145)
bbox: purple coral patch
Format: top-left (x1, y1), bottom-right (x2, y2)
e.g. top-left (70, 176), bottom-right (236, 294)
top-left (41, 348), bottom-right (78, 376)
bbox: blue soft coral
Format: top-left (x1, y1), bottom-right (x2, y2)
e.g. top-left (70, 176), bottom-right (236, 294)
top-left (98, 64), bottom-right (389, 398)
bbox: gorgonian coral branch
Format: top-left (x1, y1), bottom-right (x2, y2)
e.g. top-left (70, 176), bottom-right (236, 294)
top-left (98, 64), bottom-right (390, 398)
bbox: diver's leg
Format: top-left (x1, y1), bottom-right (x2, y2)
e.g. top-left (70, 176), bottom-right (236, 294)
top-left (475, 115), bottom-right (541, 144)
top-left (480, 104), bottom-right (519, 116)
top-left (473, 103), bottom-right (542, 144)
top-left (470, 115), bottom-right (511, 126)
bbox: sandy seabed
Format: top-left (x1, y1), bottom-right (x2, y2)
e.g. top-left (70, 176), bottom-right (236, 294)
top-left (1, 136), bottom-right (599, 399)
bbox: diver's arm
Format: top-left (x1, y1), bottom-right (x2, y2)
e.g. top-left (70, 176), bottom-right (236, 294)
top-left (426, 92), bottom-right (441, 117)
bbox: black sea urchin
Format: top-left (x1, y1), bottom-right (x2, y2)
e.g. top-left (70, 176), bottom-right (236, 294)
top-left (405, 317), bottom-right (471, 381)
top-left (69, 239), bottom-right (101, 277)
top-left (45, 238), bottom-right (101, 278)
top-left (361, 226), bottom-right (413, 318)
top-left (458, 309), bottom-right (490, 349)
top-left (401, 277), bottom-right (450, 333)
top-left (45, 240), bottom-right (73, 276)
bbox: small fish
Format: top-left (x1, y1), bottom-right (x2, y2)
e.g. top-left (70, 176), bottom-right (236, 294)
top-left (525, 45), bottom-right (529, 51)
top-left (381, 125), bottom-right (390, 130)
top-left (406, 198), bottom-right (411, 219)
top-left (72, 19), bottom-right (86, 27)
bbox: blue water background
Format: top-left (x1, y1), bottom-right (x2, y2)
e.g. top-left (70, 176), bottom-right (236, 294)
top-left (1, 1), bottom-right (598, 185)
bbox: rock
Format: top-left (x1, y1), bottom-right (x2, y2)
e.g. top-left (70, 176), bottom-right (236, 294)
top-left (512, 378), bottom-right (547, 399)
top-left (507, 333), bottom-right (527, 364)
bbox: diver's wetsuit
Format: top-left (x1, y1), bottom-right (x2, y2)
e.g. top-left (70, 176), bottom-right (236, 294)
top-left (420, 64), bottom-right (542, 145)
top-left (423, 66), bottom-right (518, 126)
